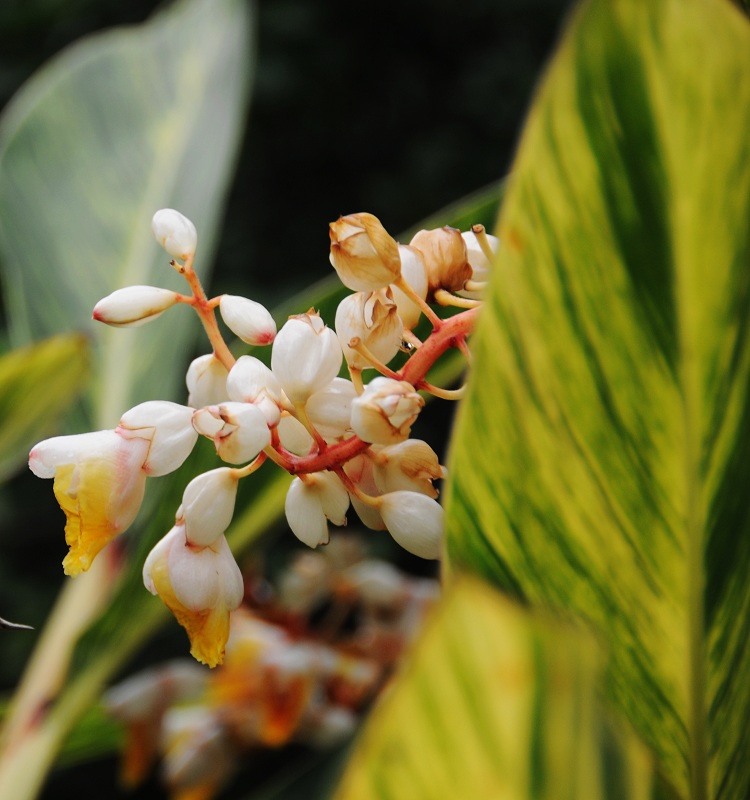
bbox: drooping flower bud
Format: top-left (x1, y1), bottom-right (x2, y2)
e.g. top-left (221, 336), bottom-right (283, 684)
top-left (271, 312), bottom-right (342, 404)
top-left (226, 355), bottom-right (283, 427)
top-left (219, 295), bottom-right (276, 346)
top-left (329, 213), bottom-right (401, 292)
top-left (390, 245), bottom-right (428, 330)
top-left (409, 226), bottom-right (472, 295)
top-left (335, 289), bottom-right (402, 371)
top-left (350, 377), bottom-right (424, 445)
top-left (93, 286), bottom-right (180, 328)
top-left (284, 472), bottom-right (349, 548)
top-left (192, 402), bottom-right (270, 465)
top-left (459, 228), bottom-right (499, 298)
top-left (277, 414), bottom-right (314, 456)
top-left (119, 401), bottom-right (198, 477)
top-left (306, 377), bottom-right (356, 442)
top-left (178, 468), bottom-right (238, 547)
top-left (186, 354), bottom-right (229, 408)
top-left (151, 209), bottom-right (198, 260)
top-left (372, 439), bottom-right (444, 499)
top-left (378, 491), bottom-right (443, 559)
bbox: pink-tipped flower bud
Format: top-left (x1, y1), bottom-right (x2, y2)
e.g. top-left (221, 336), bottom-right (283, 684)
top-left (409, 226), bottom-right (472, 295)
top-left (186, 354), bottom-right (229, 408)
top-left (379, 491), bottom-right (443, 559)
top-left (192, 402), bottom-right (270, 465)
top-left (284, 472), bottom-right (349, 548)
top-left (92, 285), bottom-right (180, 328)
top-left (329, 213), bottom-right (402, 292)
top-left (372, 439), bottom-right (444, 499)
top-left (178, 467), bottom-right (239, 547)
top-left (391, 245), bottom-right (428, 329)
top-left (151, 209), bottom-right (198, 260)
top-left (306, 378), bottom-right (356, 442)
top-left (271, 312), bottom-right (342, 404)
top-left (350, 377), bottom-right (424, 445)
top-left (219, 295), bottom-right (276, 346)
top-left (119, 401), bottom-right (198, 477)
top-left (335, 289), bottom-right (403, 371)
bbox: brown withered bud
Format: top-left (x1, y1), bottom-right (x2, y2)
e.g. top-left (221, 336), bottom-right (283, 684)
top-left (329, 213), bottom-right (402, 292)
top-left (409, 226), bottom-right (472, 296)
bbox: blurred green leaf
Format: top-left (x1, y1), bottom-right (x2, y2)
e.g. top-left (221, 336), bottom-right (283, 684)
top-left (0, 0), bottom-right (253, 426)
top-left (447, 0), bottom-right (750, 797)
top-left (0, 333), bottom-right (89, 481)
top-left (335, 577), bottom-right (653, 800)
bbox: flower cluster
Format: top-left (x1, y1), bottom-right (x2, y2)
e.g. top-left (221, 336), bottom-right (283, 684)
top-left (104, 537), bottom-right (440, 799)
top-left (30, 208), bottom-right (495, 665)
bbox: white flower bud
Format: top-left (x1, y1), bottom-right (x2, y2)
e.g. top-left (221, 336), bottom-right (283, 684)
top-left (329, 212), bottom-right (401, 292)
top-left (410, 226), bottom-right (472, 295)
top-left (180, 468), bottom-right (238, 547)
top-left (219, 294), bottom-right (276, 346)
top-left (284, 472), bottom-right (349, 548)
top-left (92, 285), bottom-right (180, 328)
top-left (344, 455), bottom-right (385, 530)
top-left (119, 401), bottom-right (198, 477)
top-left (226, 355), bottom-right (283, 427)
top-left (335, 289), bottom-right (402, 371)
top-left (390, 245), bottom-right (428, 329)
top-left (459, 229), bottom-right (499, 298)
top-left (193, 402), bottom-right (270, 465)
top-left (379, 491), bottom-right (443, 559)
top-left (373, 439), bottom-right (444, 498)
top-left (151, 208), bottom-right (198, 260)
top-left (277, 414), bottom-right (314, 456)
top-left (350, 377), bottom-right (424, 444)
top-left (271, 312), bottom-right (342, 404)
top-left (306, 377), bottom-right (356, 441)
top-left (186, 354), bottom-right (229, 408)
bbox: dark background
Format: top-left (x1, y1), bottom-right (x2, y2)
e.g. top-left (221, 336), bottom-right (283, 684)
top-left (0, 0), bottom-right (571, 796)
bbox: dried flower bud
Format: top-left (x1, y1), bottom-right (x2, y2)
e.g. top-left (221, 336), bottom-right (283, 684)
top-left (93, 285), bottom-right (180, 328)
top-left (284, 472), bottom-right (349, 548)
top-left (151, 209), bottom-right (198, 260)
top-left (306, 378), bottom-right (356, 441)
top-left (329, 213), bottom-right (401, 292)
top-left (271, 312), bottom-right (342, 404)
top-left (378, 491), bottom-right (443, 559)
top-left (409, 226), bottom-right (472, 295)
top-left (178, 468), bottom-right (238, 547)
top-left (335, 289), bottom-right (403, 371)
top-left (219, 295), bottom-right (276, 346)
top-left (119, 401), bottom-right (198, 477)
top-left (186, 354), bottom-right (229, 408)
top-left (372, 439), bottom-right (444, 499)
top-left (350, 377), bottom-right (424, 444)
top-left (391, 245), bottom-right (428, 329)
top-left (192, 402), bottom-right (270, 465)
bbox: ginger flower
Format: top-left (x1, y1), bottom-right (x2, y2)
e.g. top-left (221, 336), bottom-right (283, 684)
top-left (143, 525), bottom-right (244, 668)
top-left (329, 213), bottom-right (401, 292)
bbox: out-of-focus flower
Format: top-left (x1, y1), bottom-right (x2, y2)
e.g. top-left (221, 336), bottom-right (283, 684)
top-left (329, 212), bottom-right (401, 292)
top-left (350, 377), bottom-right (424, 444)
top-left (92, 285), bottom-right (180, 328)
top-left (410, 225), bottom-right (472, 295)
top-left (186, 354), bottom-right (229, 408)
top-left (285, 472), bottom-right (349, 548)
top-left (143, 525), bottom-right (244, 667)
top-left (271, 312), bottom-right (342, 404)
top-left (151, 208), bottom-right (198, 260)
top-left (219, 294), bottom-right (276, 346)
top-left (335, 289), bottom-right (403, 371)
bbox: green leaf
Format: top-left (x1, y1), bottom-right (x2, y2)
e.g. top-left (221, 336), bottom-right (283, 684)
top-left (0, 333), bottom-right (89, 480)
top-left (0, 0), bottom-right (253, 426)
top-left (446, 1), bottom-right (750, 798)
top-left (335, 577), bottom-right (653, 800)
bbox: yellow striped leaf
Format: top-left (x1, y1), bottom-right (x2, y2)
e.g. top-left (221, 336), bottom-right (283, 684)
top-left (447, 1), bottom-right (750, 798)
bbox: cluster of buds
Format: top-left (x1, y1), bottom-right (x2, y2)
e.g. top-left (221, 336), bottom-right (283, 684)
top-left (104, 538), bottom-right (439, 799)
top-left (29, 207), bottom-right (496, 666)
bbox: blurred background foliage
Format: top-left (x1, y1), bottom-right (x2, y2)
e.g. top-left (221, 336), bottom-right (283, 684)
top-left (0, 0), bottom-right (571, 797)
